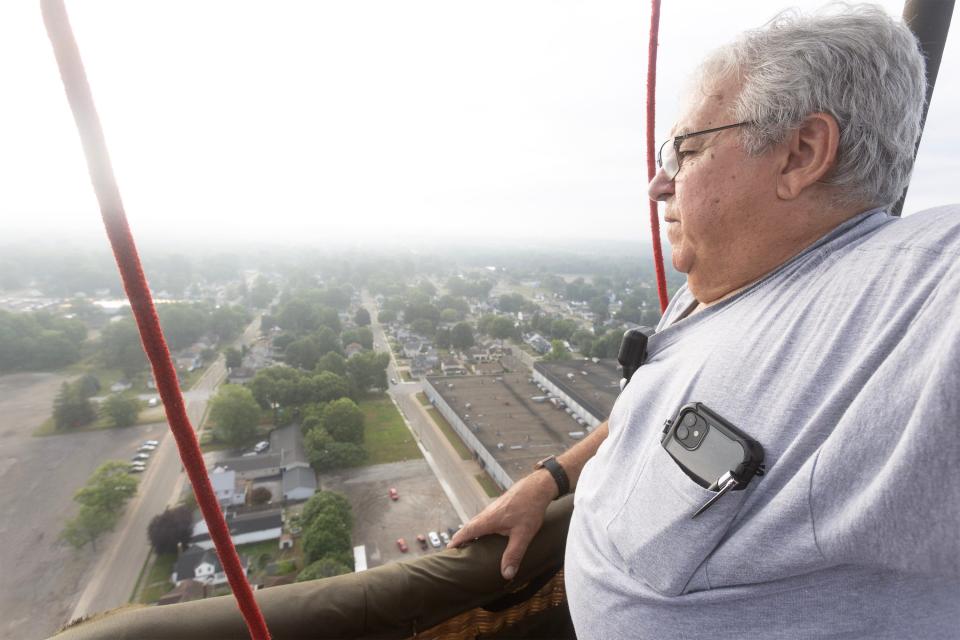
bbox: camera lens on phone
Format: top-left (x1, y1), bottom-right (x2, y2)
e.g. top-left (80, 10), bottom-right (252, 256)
top-left (682, 413), bottom-right (697, 427)
top-left (676, 425), bottom-right (689, 440)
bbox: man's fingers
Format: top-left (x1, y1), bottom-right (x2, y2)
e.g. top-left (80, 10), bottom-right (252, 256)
top-left (499, 528), bottom-right (534, 581)
top-left (449, 517), bottom-right (485, 548)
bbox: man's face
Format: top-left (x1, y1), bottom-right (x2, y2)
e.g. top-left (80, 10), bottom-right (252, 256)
top-left (649, 76), bottom-right (780, 300)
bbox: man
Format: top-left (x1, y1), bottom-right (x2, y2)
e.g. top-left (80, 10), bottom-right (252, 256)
top-left (451, 4), bottom-right (960, 638)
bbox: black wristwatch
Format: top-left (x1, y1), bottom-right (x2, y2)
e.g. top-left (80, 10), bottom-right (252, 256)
top-left (534, 455), bottom-right (570, 499)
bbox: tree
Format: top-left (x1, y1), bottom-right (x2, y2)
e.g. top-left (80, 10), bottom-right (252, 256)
top-left (316, 351), bottom-right (347, 377)
top-left (341, 327), bottom-right (373, 350)
top-left (571, 329), bottom-right (595, 351)
top-left (74, 461), bottom-right (139, 513)
top-left (309, 371), bottom-right (351, 404)
top-left (589, 295), bottom-right (610, 323)
top-left (209, 305), bottom-right (248, 342)
top-left (305, 428), bottom-right (366, 471)
top-left (410, 318), bottom-right (435, 337)
top-left (158, 304), bottom-right (207, 351)
top-left (301, 491), bottom-right (352, 532)
top-left (53, 382), bottom-right (97, 430)
top-left (75, 373), bottom-right (101, 397)
top-left (61, 505), bottom-right (115, 551)
top-left (285, 336), bottom-right (321, 370)
top-left (354, 308), bottom-right (371, 326)
top-left (101, 393), bottom-right (141, 427)
top-left (302, 513), bottom-right (353, 564)
top-left (100, 319), bottom-right (147, 378)
top-left (209, 385), bottom-right (260, 445)
top-left (250, 276), bottom-right (277, 308)
top-left (434, 328), bottom-right (452, 350)
top-left (314, 326), bottom-right (341, 356)
top-left (250, 487), bottom-right (272, 505)
top-left (147, 505), bottom-right (193, 554)
top-left (297, 557), bottom-right (352, 581)
top-left (377, 309), bottom-right (397, 323)
top-left (322, 398), bottom-right (365, 444)
top-left (544, 340), bottom-right (572, 361)
top-left (346, 351), bottom-right (390, 394)
top-left (480, 315), bottom-right (516, 340)
top-left (225, 347), bottom-right (243, 369)
top-left (451, 322), bottom-right (475, 351)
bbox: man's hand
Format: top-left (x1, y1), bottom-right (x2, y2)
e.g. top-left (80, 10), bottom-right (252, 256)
top-left (448, 468), bottom-right (558, 581)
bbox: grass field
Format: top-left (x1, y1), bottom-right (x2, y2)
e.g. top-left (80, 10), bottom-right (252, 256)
top-left (33, 398), bottom-right (162, 437)
top-left (399, 370), bottom-right (412, 382)
top-left (359, 394), bottom-right (422, 465)
top-left (137, 552), bottom-right (175, 604)
top-left (415, 392), bottom-right (430, 406)
top-left (475, 472), bottom-right (504, 498)
top-left (426, 408), bottom-right (472, 460)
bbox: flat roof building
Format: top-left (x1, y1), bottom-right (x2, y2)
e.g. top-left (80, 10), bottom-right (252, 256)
top-left (533, 359), bottom-right (621, 429)
top-left (424, 372), bottom-right (592, 490)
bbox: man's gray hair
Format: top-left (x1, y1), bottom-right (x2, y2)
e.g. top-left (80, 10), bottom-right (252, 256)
top-left (698, 3), bottom-right (926, 208)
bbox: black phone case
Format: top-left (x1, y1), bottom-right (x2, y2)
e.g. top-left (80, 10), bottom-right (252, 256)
top-left (661, 402), bottom-right (764, 490)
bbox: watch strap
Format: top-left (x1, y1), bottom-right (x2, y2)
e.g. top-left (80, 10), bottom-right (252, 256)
top-left (538, 456), bottom-right (570, 499)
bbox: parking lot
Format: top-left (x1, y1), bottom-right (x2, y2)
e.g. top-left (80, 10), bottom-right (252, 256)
top-left (319, 459), bottom-right (462, 568)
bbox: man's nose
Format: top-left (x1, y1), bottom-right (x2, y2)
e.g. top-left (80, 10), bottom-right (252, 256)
top-left (648, 167), bottom-right (675, 202)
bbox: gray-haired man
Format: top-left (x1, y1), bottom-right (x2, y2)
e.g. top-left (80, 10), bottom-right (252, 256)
top-left (451, 4), bottom-right (960, 638)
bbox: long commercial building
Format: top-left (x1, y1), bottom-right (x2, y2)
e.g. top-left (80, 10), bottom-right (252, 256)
top-left (532, 359), bottom-right (621, 430)
top-left (424, 372), bottom-right (591, 490)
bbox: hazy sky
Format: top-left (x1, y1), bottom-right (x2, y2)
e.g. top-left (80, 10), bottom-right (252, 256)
top-left (1, 1), bottom-right (957, 245)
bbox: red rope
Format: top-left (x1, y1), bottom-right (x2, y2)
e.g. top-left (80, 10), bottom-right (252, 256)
top-left (646, 0), bottom-right (669, 313)
top-left (40, 2), bottom-right (271, 638)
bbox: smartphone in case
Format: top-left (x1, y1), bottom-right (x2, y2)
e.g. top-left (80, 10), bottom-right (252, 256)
top-left (661, 402), bottom-right (764, 491)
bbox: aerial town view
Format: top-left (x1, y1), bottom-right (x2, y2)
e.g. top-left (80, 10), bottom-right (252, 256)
top-left (3, 0), bottom-right (958, 638)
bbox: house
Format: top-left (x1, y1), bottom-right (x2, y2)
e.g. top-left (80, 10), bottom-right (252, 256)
top-left (524, 333), bottom-right (552, 355)
top-left (172, 547), bottom-right (249, 586)
top-left (110, 380), bottom-right (132, 393)
top-left (344, 342), bottom-right (364, 359)
top-left (213, 454), bottom-right (283, 481)
top-left (441, 359), bottom-right (468, 376)
top-left (279, 533), bottom-right (294, 550)
top-left (270, 423), bottom-right (310, 470)
top-left (210, 468), bottom-right (245, 507)
top-left (190, 508), bottom-right (284, 550)
top-left (281, 466), bottom-right (317, 502)
top-left (157, 579), bottom-right (207, 605)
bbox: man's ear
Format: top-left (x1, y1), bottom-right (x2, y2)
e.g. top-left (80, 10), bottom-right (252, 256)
top-left (776, 112), bottom-right (840, 200)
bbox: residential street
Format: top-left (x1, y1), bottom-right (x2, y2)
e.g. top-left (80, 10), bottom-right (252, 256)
top-left (363, 293), bottom-right (492, 522)
top-left (67, 316), bottom-right (261, 624)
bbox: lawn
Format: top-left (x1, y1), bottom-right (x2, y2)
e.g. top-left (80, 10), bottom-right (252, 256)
top-left (399, 370), bottom-right (412, 382)
top-left (359, 394), bottom-right (422, 465)
top-left (475, 472), bottom-right (504, 498)
top-left (137, 552), bottom-right (176, 604)
top-left (426, 408), bottom-right (472, 460)
top-left (415, 392), bottom-right (430, 406)
top-left (33, 397), bottom-right (163, 437)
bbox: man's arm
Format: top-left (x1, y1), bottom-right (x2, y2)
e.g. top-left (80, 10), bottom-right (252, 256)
top-left (448, 421), bottom-right (609, 580)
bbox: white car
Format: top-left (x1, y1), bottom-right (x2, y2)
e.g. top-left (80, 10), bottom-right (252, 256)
top-left (138, 444), bottom-right (157, 452)
top-left (132, 452), bottom-right (150, 461)
top-left (439, 531), bottom-right (451, 546)
top-left (254, 440), bottom-right (270, 453)
top-left (428, 531), bottom-right (442, 548)
top-left (147, 397), bottom-right (159, 407)
top-left (143, 439), bottom-right (160, 446)
top-left (128, 464), bottom-right (146, 473)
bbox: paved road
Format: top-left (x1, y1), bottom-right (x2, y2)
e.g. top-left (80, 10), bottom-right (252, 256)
top-left (68, 315), bottom-right (261, 623)
top-left (363, 293), bottom-right (491, 522)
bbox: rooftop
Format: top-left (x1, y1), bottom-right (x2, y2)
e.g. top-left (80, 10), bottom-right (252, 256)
top-left (426, 373), bottom-right (589, 482)
top-left (270, 423), bottom-right (307, 468)
top-left (534, 359), bottom-right (621, 422)
top-left (213, 453), bottom-right (282, 475)
top-left (282, 465), bottom-right (317, 493)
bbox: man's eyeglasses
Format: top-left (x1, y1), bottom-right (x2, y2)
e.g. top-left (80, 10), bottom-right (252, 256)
top-left (657, 121), bottom-right (751, 180)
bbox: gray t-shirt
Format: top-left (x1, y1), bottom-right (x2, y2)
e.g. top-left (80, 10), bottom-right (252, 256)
top-left (565, 206), bottom-right (960, 639)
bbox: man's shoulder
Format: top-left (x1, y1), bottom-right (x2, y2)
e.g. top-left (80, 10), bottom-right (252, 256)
top-left (867, 205), bottom-right (960, 254)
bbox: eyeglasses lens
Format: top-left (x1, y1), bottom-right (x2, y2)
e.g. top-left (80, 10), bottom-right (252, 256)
top-left (658, 138), bottom-right (679, 179)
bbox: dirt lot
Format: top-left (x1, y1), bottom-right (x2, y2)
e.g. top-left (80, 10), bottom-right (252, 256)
top-left (320, 460), bottom-right (462, 568)
top-left (0, 372), bottom-right (172, 640)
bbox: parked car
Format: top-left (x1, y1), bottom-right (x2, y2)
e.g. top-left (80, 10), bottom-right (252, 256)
top-left (147, 397), bottom-right (159, 407)
top-left (396, 538), bottom-right (409, 553)
top-left (428, 531), bottom-right (442, 548)
top-left (128, 464), bottom-right (146, 473)
top-left (388, 487), bottom-right (399, 501)
top-left (390, 378), bottom-right (397, 385)
top-left (439, 531), bottom-right (451, 546)
top-left (143, 439), bottom-right (159, 446)
top-left (138, 444), bottom-right (157, 452)
top-left (132, 453), bottom-right (150, 461)
top-left (416, 534), bottom-right (428, 550)
top-left (254, 440), bottom-right (270, 453)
